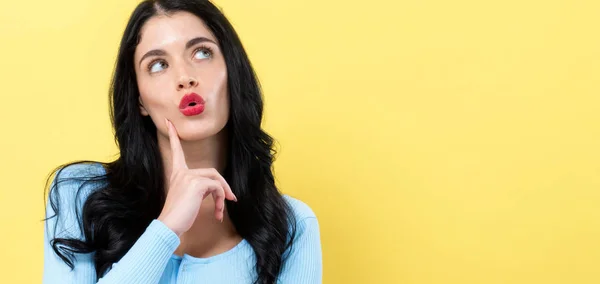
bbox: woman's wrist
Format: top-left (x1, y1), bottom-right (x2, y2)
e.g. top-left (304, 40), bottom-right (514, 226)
top-left (157, 215), bottom-right (182, 237)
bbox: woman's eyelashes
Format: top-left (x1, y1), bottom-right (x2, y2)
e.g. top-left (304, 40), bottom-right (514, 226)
top-left (194, 46), bottom-right (213, 60)
top-left (148, 60), bottom-right (168, 73)
top-left (147, 46), bottom-right (214, 74)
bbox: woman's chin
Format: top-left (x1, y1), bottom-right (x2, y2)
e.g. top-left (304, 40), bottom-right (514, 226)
top-left (177, 123), bottom-right (226, 142)
top-left (177, 130), bottom-right (212, 142)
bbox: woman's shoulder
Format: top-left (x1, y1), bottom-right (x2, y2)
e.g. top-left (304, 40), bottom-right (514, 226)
top-left (281, 195), bottom-right (322, 258)
top-left (54, 162), bottom-right (107, 180)
top-left (47, 162), bottom-right (108, 213)
top-left (46, 162), bottom-right (108, 239)
top-left (282, 195), bottom-right (317, 223)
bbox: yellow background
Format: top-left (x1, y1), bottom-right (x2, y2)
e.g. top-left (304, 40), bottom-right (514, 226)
top-left (1, 0), bottom-right (599, 283)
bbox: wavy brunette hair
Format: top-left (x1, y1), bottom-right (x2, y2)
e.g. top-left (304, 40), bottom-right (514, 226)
top-left (44, 1), bottom-right (296, 283)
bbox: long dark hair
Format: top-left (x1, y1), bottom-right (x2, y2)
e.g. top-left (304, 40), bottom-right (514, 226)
top-left (44, 1), bottom-right (296, 283)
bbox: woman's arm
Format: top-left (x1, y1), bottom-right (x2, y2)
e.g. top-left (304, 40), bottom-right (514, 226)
top-left (278, 217), bottom-right (323, 283)
top-left (43, 165), bottom-right (181, 284)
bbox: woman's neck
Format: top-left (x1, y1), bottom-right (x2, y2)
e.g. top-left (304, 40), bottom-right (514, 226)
top-left (158, 128), bottom-right (228, 180)
top-left (156, 127), bottom-right (240, 257)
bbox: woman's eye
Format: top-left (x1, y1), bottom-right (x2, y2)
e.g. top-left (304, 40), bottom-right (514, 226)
top-left (194, 48), bottom-right (212, 60)
top-left (149, 61), bottom-right (167, 73)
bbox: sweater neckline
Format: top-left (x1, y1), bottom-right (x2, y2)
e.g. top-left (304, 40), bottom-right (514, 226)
top-left (170, 238), bottom-right (248, 264)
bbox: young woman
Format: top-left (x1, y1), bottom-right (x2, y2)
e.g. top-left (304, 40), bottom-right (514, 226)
top-left (42, 1), bottom-right (322, 283)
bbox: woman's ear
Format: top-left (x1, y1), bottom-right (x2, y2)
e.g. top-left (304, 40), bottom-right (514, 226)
top-left (139, 97), bottom-right (149, 116)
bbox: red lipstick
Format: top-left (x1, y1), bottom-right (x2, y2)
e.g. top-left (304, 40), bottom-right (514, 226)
top-left (179, 93), bottom-right (205, 116)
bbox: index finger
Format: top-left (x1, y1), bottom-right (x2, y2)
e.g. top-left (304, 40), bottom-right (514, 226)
top-left (165, 118), bottom-right (188, 170)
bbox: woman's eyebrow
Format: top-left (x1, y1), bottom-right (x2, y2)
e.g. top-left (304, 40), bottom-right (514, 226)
top-left (139, 50), bottom-right (166, 67)
top-left (185, 36), bottom-right (217, 49)
top-left (138, 37), bottom-right (218, 68)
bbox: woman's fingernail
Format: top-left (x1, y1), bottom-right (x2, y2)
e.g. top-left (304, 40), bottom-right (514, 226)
top-left (164, 118), bottom-right (169, 130)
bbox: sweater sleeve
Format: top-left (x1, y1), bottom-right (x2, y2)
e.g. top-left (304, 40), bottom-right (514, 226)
top-left (278, 217), bottom-right (323, 284)
top-left (42, 164), bottom-right (181, 284)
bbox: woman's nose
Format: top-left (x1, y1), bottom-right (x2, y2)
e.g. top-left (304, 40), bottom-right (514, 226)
top-left (177, 76), bottom-right (198, 91)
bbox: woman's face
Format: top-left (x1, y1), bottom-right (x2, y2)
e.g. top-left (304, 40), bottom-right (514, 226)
top-left (134, 11), bottom-right (229, 141)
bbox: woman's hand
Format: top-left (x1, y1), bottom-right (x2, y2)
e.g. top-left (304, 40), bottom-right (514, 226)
top-left (157, 119), bottom-right (237, 236)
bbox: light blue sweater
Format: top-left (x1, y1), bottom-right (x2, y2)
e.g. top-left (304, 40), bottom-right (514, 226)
top-left (43, 163), bottom-right (322, 283)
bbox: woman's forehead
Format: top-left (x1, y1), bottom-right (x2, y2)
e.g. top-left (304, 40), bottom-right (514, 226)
top-left (136, 11), bottom-right (217, 55)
